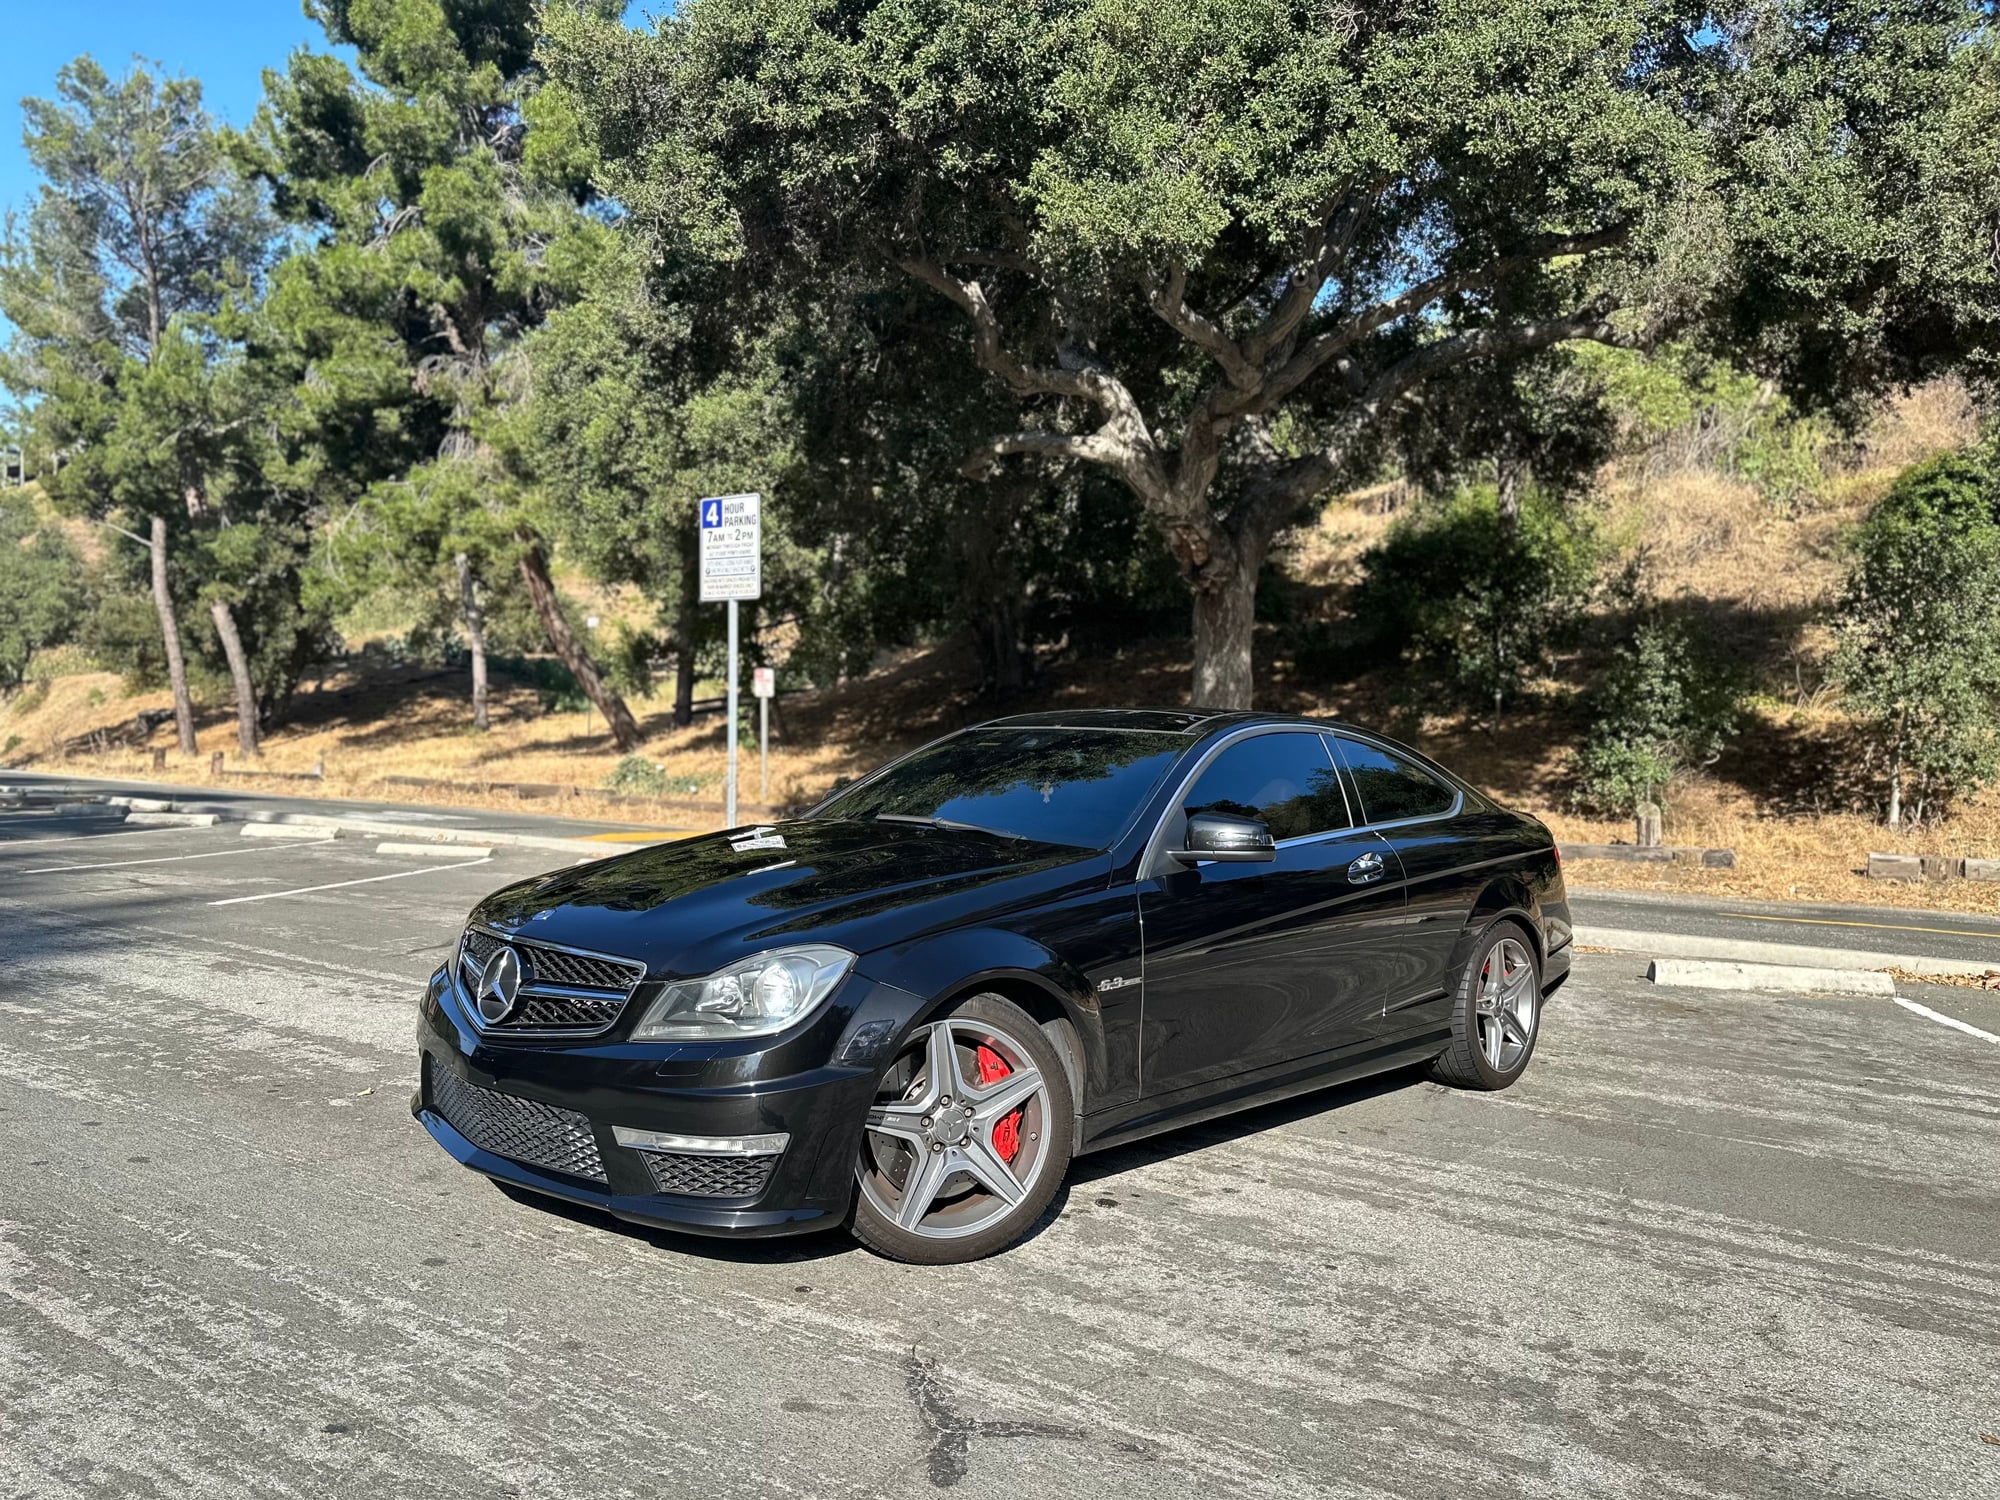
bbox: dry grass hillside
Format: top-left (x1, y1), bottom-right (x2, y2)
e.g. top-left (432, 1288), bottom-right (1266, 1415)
top-left (6, 383), bottom-right (1997, 914)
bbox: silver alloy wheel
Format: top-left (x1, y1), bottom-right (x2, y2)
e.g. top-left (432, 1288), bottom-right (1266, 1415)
top-left (858, 1015), bottom-right (1053, 1241)
top-left (1474, 936), bottom-right (1537, 1072)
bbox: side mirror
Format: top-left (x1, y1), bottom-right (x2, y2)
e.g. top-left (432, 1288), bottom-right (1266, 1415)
top-left (1171, 811), bottom-right (1275, 865)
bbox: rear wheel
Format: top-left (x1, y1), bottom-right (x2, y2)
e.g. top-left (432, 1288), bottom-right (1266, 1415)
top-left (1429, 921), bottom-right (1541, 1090)
top-left (849, 993), bottom-right (1074, 1263)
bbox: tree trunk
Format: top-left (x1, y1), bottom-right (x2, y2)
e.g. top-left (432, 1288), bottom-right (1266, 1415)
top-left (149, 515), bottom-right (198, 756)
top-left (981, 604), bottom-right (1028, 694)
top-left (1496, 458), bottom-right (1524, 546)
top-left (516, 535), bottom-right (642, 751)
top-left (1887, 746), bottom-right (1903, 832)
top-left (1190, 559), bottom-right (1259, 708)
top-left (456, 552), bottom-right (490, 732)
top-left (673, 545), bottom-right (698, 728)
top-left (208, 600), bottom-right (259, 758)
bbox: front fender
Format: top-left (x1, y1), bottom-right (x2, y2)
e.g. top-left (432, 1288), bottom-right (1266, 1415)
top-left (855, 926), bottom-right (1127, 1113)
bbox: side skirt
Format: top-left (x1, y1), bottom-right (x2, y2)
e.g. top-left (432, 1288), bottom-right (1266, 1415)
top-left (1074, 1028), bottom-right (1451, 1157)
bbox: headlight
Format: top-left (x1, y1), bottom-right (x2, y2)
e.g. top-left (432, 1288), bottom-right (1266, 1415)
top-left (631, 945), bottom-right (855, 1041)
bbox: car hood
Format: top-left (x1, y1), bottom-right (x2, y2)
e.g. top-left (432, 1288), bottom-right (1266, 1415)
top-left (469, 817), bottom-right (1105, 978)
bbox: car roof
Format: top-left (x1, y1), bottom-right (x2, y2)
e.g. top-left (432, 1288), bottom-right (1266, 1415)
top-left (972, 708), bottom-right (1327, 735)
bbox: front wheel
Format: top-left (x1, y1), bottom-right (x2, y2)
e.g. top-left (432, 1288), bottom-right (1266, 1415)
top-left (1429, 921), bottom-right (1542, 1090)
top-left (850, 993), bottom-right (1074, 1263)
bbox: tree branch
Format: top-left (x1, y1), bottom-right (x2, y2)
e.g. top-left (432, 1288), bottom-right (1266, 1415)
top-left (962, 429), bottom-right (1137, 474)
top-left (1360, 301), bottom-right (1633, 412)
top-left (1149, 261), bottom-right (1257, 390)
top-left (899, 255), bottom-right (1172, 502)
top-left (1240, 173), bottom-right (1394, 367)
top-left (1236, 300), bottom-right (1644, 544)
top-left (1246, 225), bottom-right (1631, 416)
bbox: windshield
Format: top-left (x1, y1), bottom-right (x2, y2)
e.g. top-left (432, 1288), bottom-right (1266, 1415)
top-left (813, 727), bottom-right (1191, 849)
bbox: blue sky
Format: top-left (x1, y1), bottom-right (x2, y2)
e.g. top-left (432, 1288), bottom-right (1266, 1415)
top-left (1, 1), bottom-right (657, 219)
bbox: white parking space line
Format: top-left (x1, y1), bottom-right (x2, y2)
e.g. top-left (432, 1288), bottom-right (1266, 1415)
top-left (1894, 995), bottom-right (2000, 1044)
top-left (23, 838), bottom-right (336, 875)
top-left (207, 854), bottom-right (491, 906)
top-left (0, 824), bottom-right (197, 849)
top-left (24, 840), bottom-right (336, 876)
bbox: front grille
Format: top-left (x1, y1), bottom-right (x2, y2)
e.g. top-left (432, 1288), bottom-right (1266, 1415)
top-left (457, 926), bottom-right (647, 1036)
top-left (507, 992), bottom-right (629, 1030)
top-left (429, 1065), bottom-right (607, 1183)
top-left (637, 1149), bottom-right (780, 1199)
top-left (520, 945), bottom-right (644, 992)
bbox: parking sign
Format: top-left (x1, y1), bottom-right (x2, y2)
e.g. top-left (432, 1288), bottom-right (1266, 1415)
top-left (698, 493), bottom-right (761, 602)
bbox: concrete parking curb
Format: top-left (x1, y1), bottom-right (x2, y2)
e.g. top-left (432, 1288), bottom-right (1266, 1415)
top-left (375, 841), bottom-right (495, 858)
top-left (1646, 958), bottom-right (1896, 995)
top-left (124, 811), bottom-right (219, 828)
top-left (245, 812), bottom-right (614, 859)
top-left (1575, 924), bottom-right (1998, 978)
top-left (241, 822), bottom-right (340, 840)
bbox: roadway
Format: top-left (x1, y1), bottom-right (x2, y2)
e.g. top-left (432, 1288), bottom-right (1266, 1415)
top-left (0, 801), bottom-right (1995, 1498)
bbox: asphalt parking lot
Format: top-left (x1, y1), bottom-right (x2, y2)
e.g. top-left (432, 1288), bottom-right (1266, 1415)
top-left (3, 808), bottom-right (1998, 1499)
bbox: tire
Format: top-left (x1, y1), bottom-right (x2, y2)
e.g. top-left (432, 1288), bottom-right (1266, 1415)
top-left (849, 992), bottom-right (1075, 1264)
top-left (1428, 920), bottom-right (1542, 1091)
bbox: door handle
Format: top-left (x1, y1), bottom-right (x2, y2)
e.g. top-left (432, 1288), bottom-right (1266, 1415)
top-left (1347, 851), bottom-right (1385, 884)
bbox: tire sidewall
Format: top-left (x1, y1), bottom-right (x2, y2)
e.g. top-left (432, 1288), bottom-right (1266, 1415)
top-left (849, 992), bottom-right (1076, 1264)
top-left (1460, 921), bottom-right (1542, 1088)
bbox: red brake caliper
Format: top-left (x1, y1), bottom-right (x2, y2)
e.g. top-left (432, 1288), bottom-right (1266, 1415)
top-left (975, 1044), bottom-right (1022, 1163)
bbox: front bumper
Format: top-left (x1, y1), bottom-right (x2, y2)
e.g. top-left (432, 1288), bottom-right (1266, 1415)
top-left (413, 963), bottom-right (914, 1239)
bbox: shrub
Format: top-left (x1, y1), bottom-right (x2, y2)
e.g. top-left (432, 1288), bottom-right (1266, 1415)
top-left (1353, 485), bottom-right (1600, 719)
top-left (0, 494), bottom-right (84, 693)
top-left (602, 755), bottom-right (710, 798)
top-left (491, 654), bottom-right (588, 713)
top-left (604, 755), bottom-right (668, 796)
top-left (1830, 448), bottom-right (2000, 828)
top-left (1575, 344), bottom-right (1832, 509)
top-left (1568, 619), bottom-right (1741, 816)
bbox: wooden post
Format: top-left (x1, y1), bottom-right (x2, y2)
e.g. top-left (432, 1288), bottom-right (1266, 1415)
top-left (209, 751), bottom-right (224, 779)
top-left (151, 747), bottom-right (167, 771)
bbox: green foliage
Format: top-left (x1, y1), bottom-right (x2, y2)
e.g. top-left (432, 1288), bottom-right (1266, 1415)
top-left (603, 754), bottom-right (667, 796)
top-left (598, 624), bottom-right (662, 701)
top-left (1574, 344), bottom-right (1835, 509)
top-left (489, 652), bottom-right (586, 712)
top-left (1568, 620), bottom-right (1742, 816)
top-left (602, 754), bottom-right (708, 797)
top-left (1354, 488), bottom-right (1600, 719)
top-left (1830, 448), bottom-right (2000, 826)
top-left (0, 495), bottom-right (85, 694)
top-left (537, 0), bottom-right (1998, 706)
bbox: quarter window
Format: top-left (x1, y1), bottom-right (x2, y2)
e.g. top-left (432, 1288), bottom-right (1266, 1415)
top-left (1333, 738), bottom-right (1456, 823)
top-left (1182, 733), bottom-right (1351, 841)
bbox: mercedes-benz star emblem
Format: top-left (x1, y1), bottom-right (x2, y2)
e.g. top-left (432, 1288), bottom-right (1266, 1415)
top-left (475, 945), bottom-right (523, 1024)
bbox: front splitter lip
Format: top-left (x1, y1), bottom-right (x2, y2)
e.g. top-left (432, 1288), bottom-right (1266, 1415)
top-left (415, 1101), bottom-right (847, 1240)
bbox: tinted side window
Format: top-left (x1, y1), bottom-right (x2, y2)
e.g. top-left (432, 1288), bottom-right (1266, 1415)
top-left (1184, 733), bottom-right (1351, 841)
top-left (1334, 738), bottom-right (1456, 823)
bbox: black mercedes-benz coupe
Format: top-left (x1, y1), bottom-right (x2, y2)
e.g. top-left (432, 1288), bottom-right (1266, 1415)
top-left (415, 709), bottom-right (1572, 1262)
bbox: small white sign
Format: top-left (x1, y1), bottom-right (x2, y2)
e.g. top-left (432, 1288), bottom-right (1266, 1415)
top-left (751, 666), bottom-right (775, 699)
top-left (698, 492), bottom-right (761, 602)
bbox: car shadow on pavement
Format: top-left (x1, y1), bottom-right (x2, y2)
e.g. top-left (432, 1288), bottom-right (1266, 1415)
top-left (487, 1181), bottom-right (861, 1264)
top-left (1066, 1064), bottom-right (1432, 1187)
top-left (488, 1067), bottom-right (1435, 1263)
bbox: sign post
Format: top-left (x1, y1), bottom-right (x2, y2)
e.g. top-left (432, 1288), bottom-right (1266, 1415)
top-left (698, 493), bottom-right (761, 827)
top-left (751, 666), bottom-right (775, 800)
